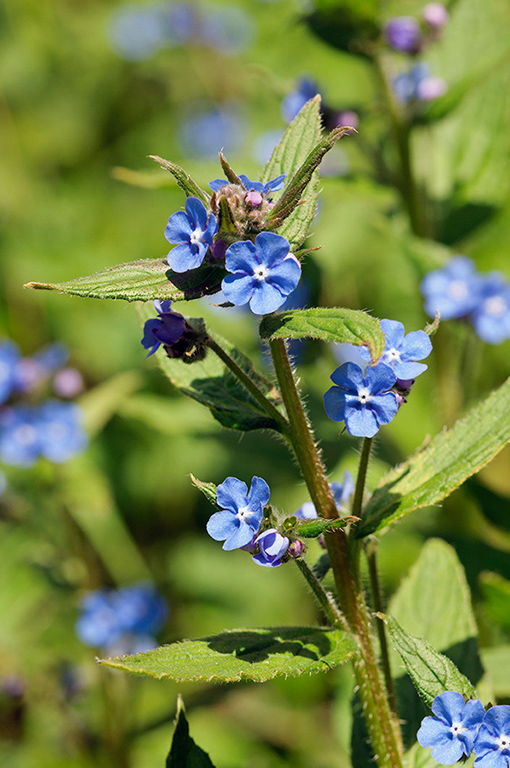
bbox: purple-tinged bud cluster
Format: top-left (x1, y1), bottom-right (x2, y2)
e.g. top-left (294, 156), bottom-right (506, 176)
top-left (422, 2), bottom-right (449, 29)
top-left (393, 64), bottom-right (447, 103)
top-left (0, 340), bottom-right (87, 467)
top-left (418, 691), bottom-right (510, 767)
top-left (421, 256), bottom-right (510, 344)
top-left (76, 583), bottom-right (167, 655)
top-left (141, 301), bottom-right (208, 363)
top-left (384, 17), bottom-right (422, 53)
top-left (108, 2), bottom-right (253, 61)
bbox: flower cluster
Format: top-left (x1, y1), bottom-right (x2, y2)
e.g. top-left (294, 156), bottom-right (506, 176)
top-left (421, 256), bottom-right (510, 344)
top-left (393, 63), bottom-right (447, 104)
top-left (76, 583), bottom-right (167, 655)
top-left (108, 1), bottom-right (253, 61)
top-left (0, 341), bottom-right (87, 466)
top-left (418, 691), bottom-right (510, 767)
top-left (324, 320), bottom-right (432, 437)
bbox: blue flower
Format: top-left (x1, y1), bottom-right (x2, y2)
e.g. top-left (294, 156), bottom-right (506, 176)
top-left (282, 77), bottom-right (319, 123)
top-left (37, 401), bottom-right (87, 463)
top-left (471, 273), bottom-right (510, 344)
top-left (360, 319), bottom-right (432, 380)
top-left (141, 300), bottom-right (188, 357)
top-left (209, 174), bottom-right (286, 195)
top-left (0, 407), bottom-right (41, 466)
top-left (324, 362), bottom-right (398, 438)
top-left (222, 233), bottom-right (301, 315)
top-left (0, 341), bottom-right (19, 404)
top-left (178, 106), bottom-right (244, 159)
top-left (253, 529), bottom-right (289, 567)
top-left (417, 691), bottom-right (485, 764)
top-left (165, 197), bottom-right (218, 273)
top-left (76, 583), bottom-right (167, 654)
top-left (473, 705), bottom-right (510, 768)
top-left (206, 476), bottom-right (270, 550)
top-left (421, 256), bottom-right (481, 319)
top-left (393, 64), bottom-right (446, 103)
top-left (384, 17), bottom-right (422, 53)
top-left (295, 471), bottom-right (354, 520)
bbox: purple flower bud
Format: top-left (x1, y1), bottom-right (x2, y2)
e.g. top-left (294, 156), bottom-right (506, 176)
top-left (287, 539), bottom-right (305, 558)
top-left (245, 190), bottom-right (263, 208)
top-left (252, 528), bottom-right (289, 567)
top-left (384, 17), bottom-right (422, 53)
top-left (422, 3), bottom-right (449, 29)
top-left (53, 368), bottom-right (84, 398)
top-left (416, 76), bottom-right (447, 100)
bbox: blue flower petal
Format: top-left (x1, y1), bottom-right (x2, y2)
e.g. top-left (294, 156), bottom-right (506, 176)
top-left (222, 273), bottom-right (256, 306)
top-left (216, 476), bottom-right (249, 512)
top-left (330, 362), bottom-right (365, 392)
top-left (225, 240), bottom-right (259, 273)
top-left (185, 196), bottom-right (208, 230)
top-left (254, 232), bottom-right (289, 267)
top-left (165, 211), bottom-right (193, 244)
top-left (266, 257), bottom-right (302, 294)
top-left (247, 476), bottom-right (270, 509)
top-left (323, 386), bottom-right (348, 422)
top-left (365, 362), bottom-right (396, 394)
top-left (223, 520), bottom-right (255, 550)
top-left (167, 242), bottom-right (206, 272)
top-left (380, 319), bottom-right (405, 348)
top-left (250, 281), bottom-right (287, 314)
top-left (344, 406), bottom-right (379, 438)
top-left (206, 510), bottom-right (238, 541)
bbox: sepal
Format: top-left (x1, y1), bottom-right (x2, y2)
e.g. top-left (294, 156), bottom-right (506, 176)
top-left (149, 155), bottom-right (210, 205)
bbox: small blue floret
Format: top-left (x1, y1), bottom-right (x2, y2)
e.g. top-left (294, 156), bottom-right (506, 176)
top-left (165, 197), bottom-right (218, 273)
top-left (252, 529), bottom-right (289, 567)
top-left (359, 319), bottom-right (432, 380)
top-left (473, 705), bottom-right (510, 767)
top-left (208, 173), bottom-right (286, 195)
top-left (417, 691), bottom-right (485, 764)
top-left (206, 476), bottom-right (270, 550)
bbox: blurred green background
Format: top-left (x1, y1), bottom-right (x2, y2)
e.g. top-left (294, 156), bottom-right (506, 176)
top-left (1, 0), bottom-right (509, 765)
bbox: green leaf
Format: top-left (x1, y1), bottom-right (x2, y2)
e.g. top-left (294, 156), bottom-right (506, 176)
top-left (480, 646), bottom-right (510, 699)
top-left (260, 97), bottom-right (322, 251)
top-left (190, 475), bottom-right (218, 508)
top-left (149, 155), bottom-right (210, 205)
top-left (383, 614), bottom-right (478, 708)
top-left (292, 515), bottom-right (359, 538)
top-left (100, 626), bottom-right (357, 682)
top-left (25, 258), bottom-right (226, 303)
top-left (139, 305), bottom-right (284, 432)
top-left (78, 370), bottom-right (143, 437)
top-left (166, 697), bottom-right (216, 768)
top-left (305, 0), bottom-right (379, 56)
top-left (259, 307), bottom-right (385, 361)
top-left (358, 377), bottom-right (510, 537)
top-left (480, 572), bottom-right (510, 631)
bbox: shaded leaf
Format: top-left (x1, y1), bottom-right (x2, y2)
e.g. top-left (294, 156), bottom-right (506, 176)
top-left (25, 258), bottom-right (225, 303)
top-left (383, 614), bottom-right (478, 708)
top-left (150, 155), bottom-right (210, 205)
top-left (305, 0), bottom-right (379, 56)
top-left (100, 626), bottom-right (357, 682)
top-left (358, 378), bottom-right (510, 537)
top-left (261, 97), bottom-right (322, 251)
top-left (259, 307), bottom-right (385, 361)
top-left (166, 697), bottom-right (216, 768)
top-left (480, 645), bottom-right (510, 699)
top-left (480, 572), bottom-right (510, 631)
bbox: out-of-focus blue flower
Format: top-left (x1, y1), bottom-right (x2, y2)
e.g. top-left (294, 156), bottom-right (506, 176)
top-left (253, 529), bottom-right (289, 567)
top-left (417, 691), bottom-right (485, 764)
top-left (165, 197), bottom-right (218, 273)
top-left (159, 3), bottom-right (196, 45)
top-left (141, 300), bottom-right (188, 357)
top-left (324, 362), bottom-right (398, 438)
top-left (0, 342), bottom-right (19, 404)
top-left (384, 17), bottom-right (422, 53)
top-left (471, 273), bottom-right (510, 344)
top-left (393, 63), bottom-right (447, 103)
top-left (76, 583), bottom-right (167, 654)
top-left (295, 471), bottom-right (354, 520)
top-left (199, 6), bottom-right (254, 55)
top-left (209, 173), bottom-right (286, 196)
top-left (13, 343), bottom-right (69, 394)
top-left (178, 105), bottom-right (244, 159)
top-left (473, 705), bottom-right (510, 767)
top-left (206, 476), bottom-right (269, 550)
top-left (282, 77), bottom-right (319, 123)
top-left (421, 256), bottom-right (481, 320)
top-left (222, 233), bottom-right (301, 315)
top-left (0, 407), bottom-right (40, 466)
top-left (359, 319), bottom-right (432, 380)
top-left (108, 4), bottom-right (168, 61)
top-left (252, 130), bottom-right (283, 165)
top-left (422, 3), bottom-right (449, 29)
top-left (37, 401), bottom-right (87, 463)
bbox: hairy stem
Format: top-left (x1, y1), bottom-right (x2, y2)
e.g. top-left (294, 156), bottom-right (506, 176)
top-left (294, 557), bottom-right (347, 630)
top-left (352, 437), bottom-right (373, 521)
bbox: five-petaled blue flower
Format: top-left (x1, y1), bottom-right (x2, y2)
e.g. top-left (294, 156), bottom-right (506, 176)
top-left (141, 300), bottom-right (188, 357)
top-left (421, 256), bottom-right (481, 320)
top-left (295, 471), bottom-right (354, 520)
top-left (209, 174), bottom-right (286, 195)
top-left (165, 197), bottom-right (218, 273)
top-left (222, 232), bottom-right (301, 315)
top-left (471, 273), bottom-right (510, 345)
top-left (206, 476), bottom-right (270, 550)
top-left (324, 362), bottom-right (398, 438)
top-left (360, 319), bottom-right (432, 380)
top-left (473, 705), bottom-right (510, 768)
top-left (417, 691), bottom-right (485, 765)
top-left (252, 529), bottom-right (289, 568)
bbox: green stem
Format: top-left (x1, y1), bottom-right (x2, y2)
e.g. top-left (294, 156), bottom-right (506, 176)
top-left (269, 339), bottom-right (404, 768)
top-left (294, 557), bottom-right (347, 630)
top-left (352, 437), bottom-right (373, 521)
top-left (206, 335), bottom-right (289, 431)
top-left (365, 537), bottom-right (398, 718)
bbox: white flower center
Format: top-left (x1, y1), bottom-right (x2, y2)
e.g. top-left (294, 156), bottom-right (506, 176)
top-left (498, 735), bottom-right (510, 751)
top-left (450, 722), bottom-right (464, 737)
top-left (253, 265), bottom-right (269, 282)
top-left (14, 424), bottom-right (37, 446)
top-left (236, 505), bottom-right (250, 521)
top-left (189, 228), bottom-right (203, 246)
top-left (357, 387), bottom-right (371, 404)
top-left (448, 280), bottom-right (468, 300)
top-left (484, 295), bottom-right (507, 318)
top-left (384, 348), bottom-right (401, 363)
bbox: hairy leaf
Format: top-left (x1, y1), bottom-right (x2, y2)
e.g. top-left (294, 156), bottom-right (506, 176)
top-left (166, 697), bottom-right (216, 768)
top-left (358, 377), bottom-right (510, 537)
top-left (261, 97), bottom-right (322, 251)
top-left (150, 155), bottom-right (210, 204)
top-left (259, 307), bottom-right (385, 361)
top-left (190, 475), bottom-right (218, 508)
top-left (25, 259), bottom-right (225, 303)
top-left (100, 626), bottom-right (357, 682)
